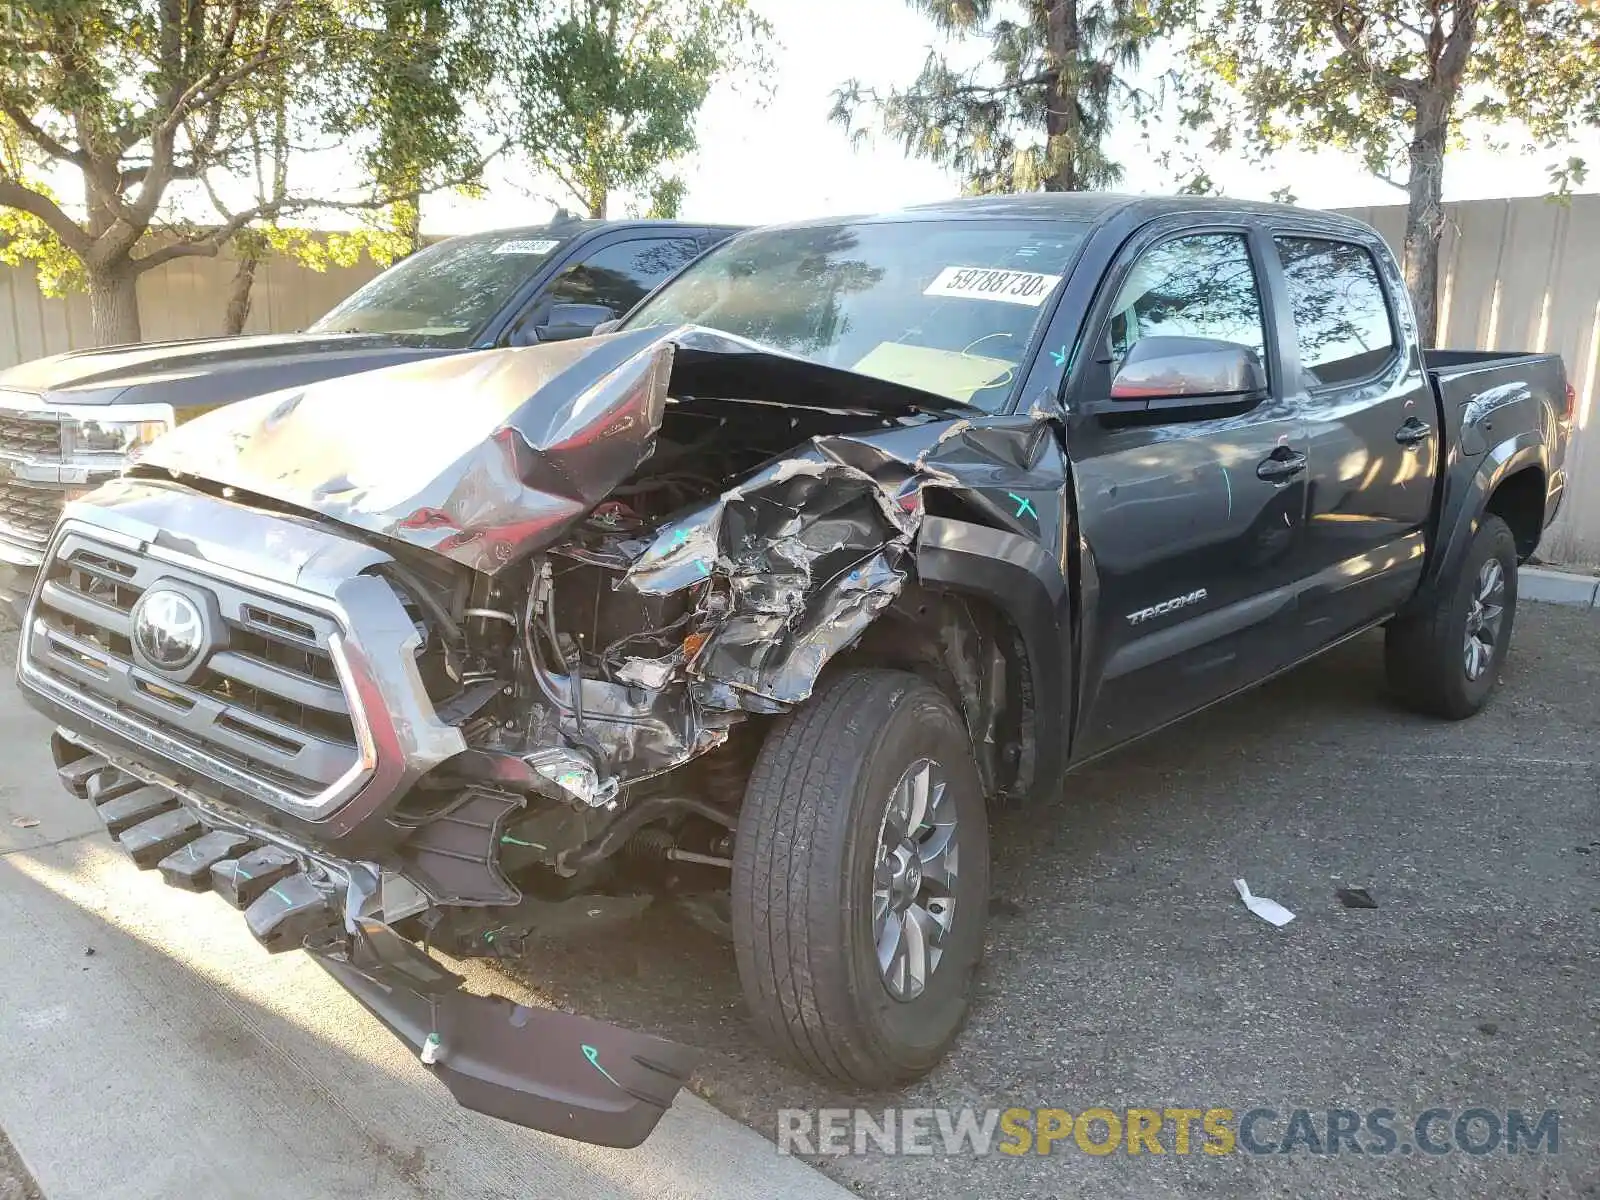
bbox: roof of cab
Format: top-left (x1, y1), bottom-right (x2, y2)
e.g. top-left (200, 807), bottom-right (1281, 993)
top-left (764, 191), bottom-right (1376, 239)
top-left (439, 218), bottom-right (745, 244)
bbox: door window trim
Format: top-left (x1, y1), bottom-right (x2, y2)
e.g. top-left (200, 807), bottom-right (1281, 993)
top-left (486, 229), bottom-right (708, 346)
top-left (1064, 217), bottom-right (1286, 418)
top-left (1267, 230), bottom-right (1402, 394)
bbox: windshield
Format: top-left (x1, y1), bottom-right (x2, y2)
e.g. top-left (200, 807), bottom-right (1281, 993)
top-left (308, 228), bottom-right (578, 345)
top-left (624, 218), bottom-right (1088, 410)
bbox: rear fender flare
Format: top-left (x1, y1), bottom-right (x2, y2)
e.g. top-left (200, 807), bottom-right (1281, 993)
top-left (914, 516), bottom-right (1071, 804)
top-left (1418, 431), bottom-right (1546, 606)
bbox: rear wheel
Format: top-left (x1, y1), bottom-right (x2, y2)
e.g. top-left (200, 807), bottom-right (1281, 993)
top-left (731, 670), bottom-right (989, 1087)
top-left (1386, 514), bottom-right (1518, 719)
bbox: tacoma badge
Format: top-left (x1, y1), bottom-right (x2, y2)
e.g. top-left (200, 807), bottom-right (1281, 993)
top-left (1127, 588), bottom-right (1208, 625)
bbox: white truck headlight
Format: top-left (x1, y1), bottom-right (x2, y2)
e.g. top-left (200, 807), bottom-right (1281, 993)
top-left (66, 417), bottom-right (170, 457)
top-left (61, 404), bottom-right (176, 462)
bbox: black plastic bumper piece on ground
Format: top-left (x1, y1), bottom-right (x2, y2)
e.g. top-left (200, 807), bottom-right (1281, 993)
top-left (316, 925), bottom-right (699, 1149)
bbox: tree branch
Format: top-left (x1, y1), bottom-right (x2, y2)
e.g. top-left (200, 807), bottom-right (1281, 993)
top-left (1372, 167), bottom-right (1411, 192)
top-left (159, 2), bottom-right (293, 137)
top-left (1329, 7), bottom-right (1422, 103)
top-left (0, 177), bottom-right (91, 255)
top-left (1436, 0), bottom-right (1479, 88)
top-left (538, 152), bottom-right (588, 209)
top-left (129, 136), bottom-right (513, 276)
top-left (0, 103), bottom-right (84, 165)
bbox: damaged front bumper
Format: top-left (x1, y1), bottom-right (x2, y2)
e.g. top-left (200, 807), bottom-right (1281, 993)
top-left (50, 730), bottom-right (697, 1149)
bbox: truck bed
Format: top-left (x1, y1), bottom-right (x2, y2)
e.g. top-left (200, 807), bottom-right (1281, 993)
top-left (1421, 346), bottom-right (1570, 561)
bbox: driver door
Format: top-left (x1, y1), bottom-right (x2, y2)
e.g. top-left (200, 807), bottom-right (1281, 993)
top-left (1067, 224), bottom-right (1312, 758)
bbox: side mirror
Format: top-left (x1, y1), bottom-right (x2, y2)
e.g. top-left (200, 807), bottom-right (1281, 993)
top-left (534, 302), bottom-right (617, 343)
top-left (1108, 335), bottom-right (1267, 413)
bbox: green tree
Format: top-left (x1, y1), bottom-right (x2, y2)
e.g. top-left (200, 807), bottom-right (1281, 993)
top-left (512, 0), bottom-right (773, 219)
top-left (0, 1), bottom-right (492, 345)
top-left (356, 0), bottom-right (516, 254)
top-left (831, 1), bottom-right (1165, 194)
top-left (1178, 0), bottom-right (1600, 345)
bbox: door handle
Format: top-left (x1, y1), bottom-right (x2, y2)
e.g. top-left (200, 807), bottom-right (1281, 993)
top-left (1395, 417), bottom-right (1433, 446)
top-left (1256, 447), bottom-right (1308, 482)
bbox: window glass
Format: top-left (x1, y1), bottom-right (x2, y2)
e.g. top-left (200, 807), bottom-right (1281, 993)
top-left (1275, 237), bottom-right (1397, 386)
top-left (307, 228), bottom-right (575, 345)
top-left (544, 237), bottom-right (703, 316)
top-left (625, 219), bottom-right (1089, 411)
top-left (1105, 232), bottom-right (1268, 368)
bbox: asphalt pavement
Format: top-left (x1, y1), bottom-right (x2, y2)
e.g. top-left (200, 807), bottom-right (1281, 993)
top-left (2, 603), bottom-right (1597, 1199)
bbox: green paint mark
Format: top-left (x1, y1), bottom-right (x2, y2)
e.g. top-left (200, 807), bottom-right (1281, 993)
top-left (582, 1043), bottom-right (622, 1088)
top-left (268, 883), bottom-right (293, 906)
top-left (500, 834), bottom-right (544, 848)
top-left (1050, 344), bottom-right (1068, 368)
top-left (1008, 492), bottom-right (1038, 520)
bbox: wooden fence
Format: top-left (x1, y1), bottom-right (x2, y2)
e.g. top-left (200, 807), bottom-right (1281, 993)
top-left (0, 247), bottom-right (383, 363)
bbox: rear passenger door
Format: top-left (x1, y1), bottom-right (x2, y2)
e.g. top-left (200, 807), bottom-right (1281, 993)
top-left (1264, 231), bottom-right (1438, 648)
top-left (1068, 222), bottom-right (1312, 757)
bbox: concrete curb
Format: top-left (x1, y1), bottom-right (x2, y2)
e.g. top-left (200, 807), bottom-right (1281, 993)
top-left (1521, 565), bottom-right (1600, 607)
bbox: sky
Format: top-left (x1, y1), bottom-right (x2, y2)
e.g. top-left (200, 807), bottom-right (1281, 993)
top-left (422, 0), bottom-right (1600, 235)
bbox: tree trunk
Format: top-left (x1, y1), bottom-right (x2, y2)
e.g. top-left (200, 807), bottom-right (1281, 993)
top-left (223, 248), bottom-right (260, 336)
top-left (587, 188), bottom-right (607, 219)
top-left (394, 192), bottom-right (424, 256)
top-left (1402, 93), bottom-right (1450, 347)
top-left (1042, 0), bottom-right (1081, 191)
top-left (87, 266), bottom-right (142, 346)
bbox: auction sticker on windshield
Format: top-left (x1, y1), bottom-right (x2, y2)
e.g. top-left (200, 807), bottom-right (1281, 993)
top-left (494, 238), bottom-right (562, 256)
top-left (924, 266), bottom-right (1063, 307)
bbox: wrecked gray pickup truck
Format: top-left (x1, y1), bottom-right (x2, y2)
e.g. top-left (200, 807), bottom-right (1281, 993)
top-left (14, 195), bottom-right (1571, 1147)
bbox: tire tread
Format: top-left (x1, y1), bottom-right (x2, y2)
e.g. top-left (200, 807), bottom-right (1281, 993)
top-left (732, 669), bottom-right (951, 1085)
top-left (1385, 514), bottom-right (1517, 719)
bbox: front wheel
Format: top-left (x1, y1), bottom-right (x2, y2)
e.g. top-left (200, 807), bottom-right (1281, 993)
top-left (731, 670), bottom-right (990, 1087)
top-left (1386, 514), bottom-right (1518, 719)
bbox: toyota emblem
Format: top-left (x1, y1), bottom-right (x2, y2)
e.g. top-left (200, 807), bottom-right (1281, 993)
top-left (132, 588), bottom-right (207, 671)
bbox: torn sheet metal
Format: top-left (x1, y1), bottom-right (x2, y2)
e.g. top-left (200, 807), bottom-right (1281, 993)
top-left (136, 326), bottom-right (970, 575)
top-left (603, 409), bottom-right (1065, 733)
top-left (624, 445), bottom-right (924, 713)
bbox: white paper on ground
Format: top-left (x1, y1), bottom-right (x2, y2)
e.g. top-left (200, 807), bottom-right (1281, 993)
top-left (1234, 878), bottom-right (1296, 927)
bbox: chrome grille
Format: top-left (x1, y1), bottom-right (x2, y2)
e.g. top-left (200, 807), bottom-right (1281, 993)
top-left (0, 479), bottom-right (64, 546)
top-left (27, 531), bottom-right (359, 803)
top-left (0, 410), bottom-right (63, 458)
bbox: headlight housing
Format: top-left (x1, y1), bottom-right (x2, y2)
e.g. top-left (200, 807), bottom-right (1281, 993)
top-left (61, 405), bottom-right (175, 461)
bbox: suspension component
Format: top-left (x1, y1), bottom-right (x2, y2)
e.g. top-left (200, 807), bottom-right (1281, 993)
top-left (621, 826), bottom-right (676, 864)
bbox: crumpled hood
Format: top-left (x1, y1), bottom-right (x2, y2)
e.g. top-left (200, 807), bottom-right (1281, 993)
top-left (0, 331), bottom-right (452, 409)
top-left (135, 325), bottom-right (966, 574)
